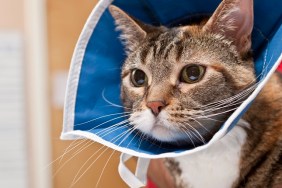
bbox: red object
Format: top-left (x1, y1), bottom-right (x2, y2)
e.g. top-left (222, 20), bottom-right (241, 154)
top-left (277, 62), bottom-right (282, 72)
top-left (146, 178), bottom-right (158, 188)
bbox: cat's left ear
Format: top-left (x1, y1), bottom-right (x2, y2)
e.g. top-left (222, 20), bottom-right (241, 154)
top-left (203, 0), bottom-right (253, 56)
top-left (109, 5), bottom-right (147, 54)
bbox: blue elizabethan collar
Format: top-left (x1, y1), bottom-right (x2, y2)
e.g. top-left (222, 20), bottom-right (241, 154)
top-left (62, 0), bottom-right (282, 158)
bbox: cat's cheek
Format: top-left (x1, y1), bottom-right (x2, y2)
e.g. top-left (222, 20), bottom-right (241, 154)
top-left (178, 83), bottom-right (198, 93)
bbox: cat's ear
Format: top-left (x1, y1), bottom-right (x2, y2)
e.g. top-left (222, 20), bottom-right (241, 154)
top-left (203, 0), bottom-right (253, 56)
top-left (109, 5), bottom-right (147, 54)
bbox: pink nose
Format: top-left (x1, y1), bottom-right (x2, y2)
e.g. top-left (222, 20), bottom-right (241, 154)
top-left (146, 101), bottom-right (166, 116)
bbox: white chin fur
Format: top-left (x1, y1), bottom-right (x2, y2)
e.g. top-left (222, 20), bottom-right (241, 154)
top-left (129, 109), bottom-right (186, 142)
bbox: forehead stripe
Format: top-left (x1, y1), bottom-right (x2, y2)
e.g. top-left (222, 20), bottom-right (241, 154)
top-left (140, 47), bottom-right (150, 64)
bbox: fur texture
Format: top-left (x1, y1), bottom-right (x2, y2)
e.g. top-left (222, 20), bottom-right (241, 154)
top-left (110, 2), bottom-right (255, 145)
top-left (109, 0), bottom-right (282, 187)
top-left (170, 120), bottom-right (249, 188)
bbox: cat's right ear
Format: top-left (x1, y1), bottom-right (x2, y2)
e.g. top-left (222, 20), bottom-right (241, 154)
top-left (202, 0), bottom-right (253, 56)
top-left (109, 5), bottom-right (147, 54)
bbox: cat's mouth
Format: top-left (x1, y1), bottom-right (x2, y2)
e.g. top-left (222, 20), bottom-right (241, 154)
top-left (129, 109), bottom-right (224, 145)
top-left (149, 122), bottom-right (188, 142)
top-left (129, 110), bottom-right (189, 142)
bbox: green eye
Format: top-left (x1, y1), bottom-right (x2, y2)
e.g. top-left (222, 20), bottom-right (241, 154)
top-left (131, 69), bottom-right (148, 87)
top-left (180, 65), bottom-right (205, 84)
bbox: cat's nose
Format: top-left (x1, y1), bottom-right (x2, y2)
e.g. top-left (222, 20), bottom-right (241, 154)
top-left (146, 101), bottom-right (166, 116)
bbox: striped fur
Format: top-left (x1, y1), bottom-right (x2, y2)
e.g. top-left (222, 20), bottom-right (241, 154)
top-left (109, 0), bottom-right (282, 187)
top-left (110, 4), bottom-right (255, 145)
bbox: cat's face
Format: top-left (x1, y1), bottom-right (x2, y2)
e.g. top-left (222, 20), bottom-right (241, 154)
top-left (110, 0), bottom-right (255, 145)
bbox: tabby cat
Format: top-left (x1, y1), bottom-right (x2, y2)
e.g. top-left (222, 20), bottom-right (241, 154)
top-left (109, 0), bottom-right (282, 187)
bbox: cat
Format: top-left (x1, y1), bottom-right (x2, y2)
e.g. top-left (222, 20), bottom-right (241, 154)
top-left (109, 0), bottom-right (282, 187)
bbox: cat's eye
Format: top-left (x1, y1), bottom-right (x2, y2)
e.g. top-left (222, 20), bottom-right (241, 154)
top-left (131, 69), bottom-right (148, 87)
top-left (180, 65), bottom-right (205, 84)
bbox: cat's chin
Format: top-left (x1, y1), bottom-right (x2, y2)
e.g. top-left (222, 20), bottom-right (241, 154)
top-left (136, 126), bottom-right (204, 148)
top-left (130, 109), bottom-right (220, 146)
top-left (130, 109), bottom-right (186, 142)
top-left (145, 123), bottom-right (188, 142)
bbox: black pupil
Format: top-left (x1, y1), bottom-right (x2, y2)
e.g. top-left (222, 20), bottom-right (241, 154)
top-left (187, 66), bottom-right (200, 81)
top-left (134, 70), bottom-right (145, 85)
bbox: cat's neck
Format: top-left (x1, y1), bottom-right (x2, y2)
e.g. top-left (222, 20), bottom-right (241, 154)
top-left (236, 72), bottom-right (282, 187)
top-left (172, 120), bottom-right (249, 188)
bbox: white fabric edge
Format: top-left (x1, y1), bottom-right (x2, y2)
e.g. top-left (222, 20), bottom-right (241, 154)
top-left (62, 0), bottom-right (114, 133)
top-left (135, 156), bottom-right (150, 185)
top-left (61, 0), bottom-right (282, 158)
top-left (118, 153), bottom-right (147, 188)
top-left (62, 53), bottom-right (282, 159)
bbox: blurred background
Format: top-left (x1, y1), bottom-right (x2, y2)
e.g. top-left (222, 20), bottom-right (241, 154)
top-left (0, 0), bottom-right (130, 187)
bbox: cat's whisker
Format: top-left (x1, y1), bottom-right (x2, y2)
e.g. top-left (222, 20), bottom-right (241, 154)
top-left (53, 140), bottom-right (94, 178)
top-left (83, 114), bottom-right (131, 132)
top-left (125, 126), bottom-right (140, 147)
top-left (70, 146), bottom-right (110, 187)
top-left (95, 149), bottom-right (117, 188)
top-left (116, 124), bottom-right (141, 148)
top-left (127, 122), bottom-right (158, 150)
top-left (46, 138), bottom-right (87, 169)
top-left (95, 119), bottom-right (129, 137)
top-left (176, 97), bottom-right (242, 116)
top-left (188, 117), bottom-right (210, 133)
top-left (170, 131), bottom-right (183, 146)
top-left (202, 86), bottom-right (257, 111)
top-left (203, 81), bottom-right (259, 106)
top-left (95, 124), bottom-right (141, 187)
top-left (74, 112), bottom-right (130, 126)
top-left (196, 100), bottom-right (245, 115)
top-left (98, 124), bottom-right (130, 142)
top-left (71, 126), bottom-right (134, 187)
top-left (97, 124), bottom-right (132, 147)
top-left (198, 84), bottom-right (257, 110)
top-left (71, 140), bottom-right (94, 157)
top-left (199, 54), bottom-right (274, 111)
top-left (137, 130), bottom-right (146, 150)
top-left (194, 116), bottom-right (224, 123)
top-left (194, 107), bottom-right (239, 120)
top-left (192, 114), bottom-right (223, 123)
top-left (54, 120), bottom-right (132, 183)
top-left (180, 122), bottom-right (206, 144)
top-left (102, 88), bottom-right (132, 110)
top-left (196, 89), bottom-right (247, 108)
top-left (58, 138), bottom-right (88, 165)
top-left (179, 126), bottom-right (196, 147)
top-left (194, 88), bottom-right (255, 114)
top-left (196, 104), bottom-right (238, 115)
